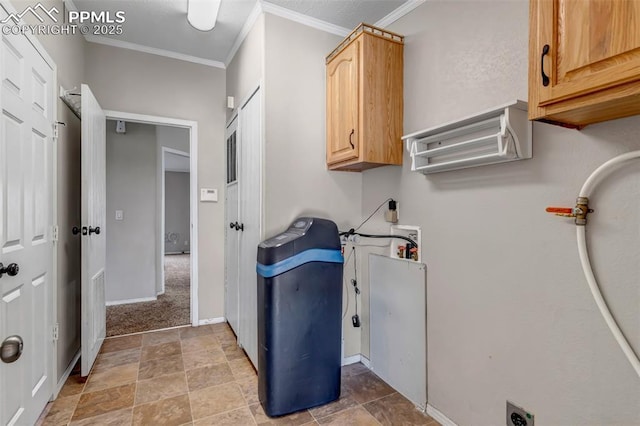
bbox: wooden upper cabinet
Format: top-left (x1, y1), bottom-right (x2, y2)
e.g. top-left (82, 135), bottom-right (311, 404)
top-left (326, 24), bottom-right (403, 171)
top-left (529, 0), bottom-right (640, 127)
top-left (327, 40), bottom-right (360, 165)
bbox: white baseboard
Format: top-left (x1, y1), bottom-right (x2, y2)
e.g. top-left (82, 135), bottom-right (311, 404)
top-left (54, 349), bottom-right (81, 399)
top-left (198, 317), bottom-right (226, 325)
top-left (341, 354), bottom-right (362, 366)
top-left (360, 355), bottom-right (371, 368)
top-left (106, 296), bottom-right (157, 306)
top-left (427, 404), bottom-right (457, 426)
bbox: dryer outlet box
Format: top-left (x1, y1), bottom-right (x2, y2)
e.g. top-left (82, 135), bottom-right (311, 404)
top-left (507, 401), bottom-right (534, 426)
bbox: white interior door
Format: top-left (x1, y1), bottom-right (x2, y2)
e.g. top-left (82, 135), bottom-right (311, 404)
top-left (225, 117), bottom-right (239, 335)
top-left (0, 10), bottom-right (55, 424)
top-left (80, 84), bottom-right (106, 376)
top-left (237, 88), bottom-right (262, 367)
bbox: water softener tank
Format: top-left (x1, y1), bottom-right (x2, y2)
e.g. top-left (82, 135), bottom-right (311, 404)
top-left (256, 217), bottom-right (343, 417)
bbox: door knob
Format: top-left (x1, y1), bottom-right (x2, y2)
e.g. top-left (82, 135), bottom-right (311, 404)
top-left (0, 263), bottom-right (19, 278)
top-left (1, 335), bottom-right (23, 363)
top-left (88, 226), bottom-right (100, 235)
top-left (72, 226), bottom-right (81, 235)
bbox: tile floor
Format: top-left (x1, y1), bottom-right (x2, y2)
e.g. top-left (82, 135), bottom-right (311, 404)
top-left (38, 323), bottom-right (438, 425)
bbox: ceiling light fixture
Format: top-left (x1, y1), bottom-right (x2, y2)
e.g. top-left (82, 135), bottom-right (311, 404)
top-left (187, 0), bottom-right (221, 31)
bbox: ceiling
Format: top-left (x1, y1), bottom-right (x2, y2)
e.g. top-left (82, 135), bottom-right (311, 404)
top-left (69, 0), bottom-right (415, 67)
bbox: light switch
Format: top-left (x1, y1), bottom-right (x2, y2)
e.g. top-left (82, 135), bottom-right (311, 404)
top-left (115, 210), bottom-right (123, 221)
top-left (200, 188), bottom-right (218, 202)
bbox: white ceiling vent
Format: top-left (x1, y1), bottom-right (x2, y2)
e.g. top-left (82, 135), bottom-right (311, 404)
top-left (403, 100), bottom-right (531, 174)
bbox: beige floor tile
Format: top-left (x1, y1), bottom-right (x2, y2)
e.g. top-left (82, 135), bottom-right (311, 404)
top-left (140, 341), bottom-right (182, 362)
top-left (181, 334), bottom-right (220, 353)
top-left (340, 363), bottom-right (369, 378)
top-left (135, 372), bottom-right (189, 405)
top-left (69, 407), bottom-right (133, 425)
top-left (308, 393), bottom-right (359, 420)
top-left (316, 406), bottom-right (380, 425)
top-left (229, 357), bottom-right (256, 380)
top-left (189, 382), bottom-right (246, 420)
top-left (39, 395), bottom-right (80, 426)
top-left (139, 354), bottom-right (185, 380)
top-left (93, 347), bottom-right (141, 373)
top-left (133, 394), bottom-right (192, 425)
top-left (142, 328), bottom-right (182, 346)
top-left (221, 343), bottom-right (246, 361)
top-left (72, 383), bottom-right (136, 422)
top-left (216, 334), bottom-right (237, 346)
top-left (182, 347), bottom-right (227, 371)
top-left (237, 376), bottom-right (259, 405)
top-left (101, 334), bottom-right (143, 354)
top-left (192, 406), bottom-right (256, 425)
top-left (186, 362), bottom-right (234, 391)
top-left (84, 363), bottom-right (138, 393)
top-left (43, 326), bottom-right (424, 426)
top-left (180, 326), bottom-right (215, 340)
top-left (342, 371), bottom-right (395, 404)
top-left (363, 393), bottom-right (434, 426)
top-left (58, 373), bottom-right (86, 398)
top-left (209, 323), bottom-right (231, 334)
top-left (249, 403), bottom-right (315, 425)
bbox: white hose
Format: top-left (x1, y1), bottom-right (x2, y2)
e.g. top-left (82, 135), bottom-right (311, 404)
top-left (576, 150), bottom-right (640, 377)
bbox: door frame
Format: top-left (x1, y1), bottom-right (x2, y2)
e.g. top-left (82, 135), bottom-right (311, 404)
top-left (104, 110), bottom-right (199, 326)
top-left (160, 146), bottom-right (190, 295)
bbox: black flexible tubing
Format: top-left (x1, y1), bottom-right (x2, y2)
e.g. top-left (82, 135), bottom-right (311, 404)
top-left (339, 229), bottom-right (418, 248)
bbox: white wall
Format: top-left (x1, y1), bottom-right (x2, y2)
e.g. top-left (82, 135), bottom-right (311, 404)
top-left (263, 14), bottom-right (364, 356)
top-left (165, 171), bottom-right (191, 253)
top-left (85, 44), bottom-right (227, 319)
top-left (358, 2), bottom-right (640, 424)
top-left (155, 126), bottom-right (190, 294)
top-left (105, 121), bottom-right (158, 302)
top-left (226, 14), bottom-right (264, 121)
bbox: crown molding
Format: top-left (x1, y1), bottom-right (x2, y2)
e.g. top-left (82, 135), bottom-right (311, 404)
top-left (85, 35), bottom-right (226, 69)
top-left (67, 0), bottom-right (224, 68)
top-left (375, 0), bottom-right (426, 28)
top-left (224, 0), bottom-right (262, 66)
top-left (260, 0), bottom-right (350, 37)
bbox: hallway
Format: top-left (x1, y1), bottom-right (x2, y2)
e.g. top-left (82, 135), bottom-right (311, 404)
top-left (106, 254), bottom-right (190, 336)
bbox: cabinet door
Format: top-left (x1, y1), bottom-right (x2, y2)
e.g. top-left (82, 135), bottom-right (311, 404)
top-left (326, 40), bottom-right (359, 165)
top-left (531, 0), bottom-right (640, 109)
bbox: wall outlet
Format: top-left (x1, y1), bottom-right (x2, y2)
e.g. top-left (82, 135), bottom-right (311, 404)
top-left (507, 401), bottom-right (534, 426)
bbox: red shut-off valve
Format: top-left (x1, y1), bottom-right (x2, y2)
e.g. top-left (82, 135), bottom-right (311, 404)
top-left (546, 207), bottom-right (575, 217)
top-left (546, 203), bottom-right (594, 223)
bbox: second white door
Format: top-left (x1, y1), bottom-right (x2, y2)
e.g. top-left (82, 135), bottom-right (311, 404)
top-left (224, 87), bottom-right (262, 368)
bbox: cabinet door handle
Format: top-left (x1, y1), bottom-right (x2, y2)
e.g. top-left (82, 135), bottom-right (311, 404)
top-left (349, 129), bottom-right (355, 149)
top-left (541, 44), bottom-right (550, 87)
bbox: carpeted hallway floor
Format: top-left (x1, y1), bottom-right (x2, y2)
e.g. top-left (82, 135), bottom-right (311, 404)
top-left (106, 254), bottom-right (190, 337)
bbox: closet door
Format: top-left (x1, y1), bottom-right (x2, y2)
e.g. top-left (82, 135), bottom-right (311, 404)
top-left (237, 88), bottom-right (262, 367)
top-left (224, 118), bottom-right (240, 335)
